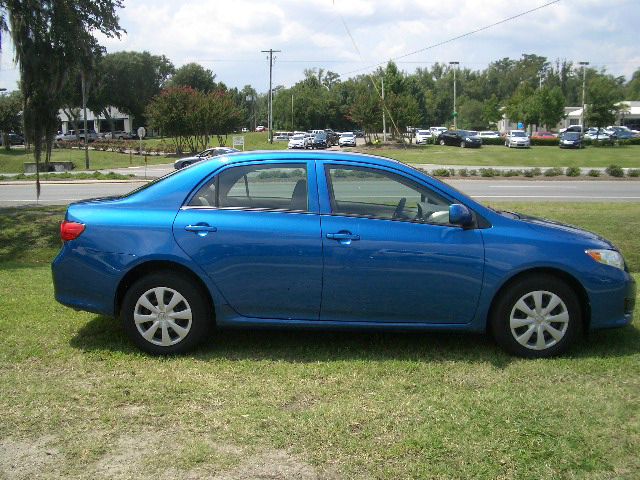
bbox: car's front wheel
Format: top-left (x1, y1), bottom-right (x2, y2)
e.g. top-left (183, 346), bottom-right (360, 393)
top-left (460, 141), bottom-right (466, 148)
top-left (490, 274), bottom-right (581, 358)
top-left (122, 272), bottom-right (212, 355)
top-left (439, 139), bottom-right (446, 146)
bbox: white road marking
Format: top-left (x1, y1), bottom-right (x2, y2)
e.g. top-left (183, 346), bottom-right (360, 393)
top-left (471, 195), bottom-right (640, 199)
top-left (487, 185), bottom-right (578, 189)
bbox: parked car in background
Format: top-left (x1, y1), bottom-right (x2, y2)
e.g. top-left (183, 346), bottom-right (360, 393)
top-left (255, 125), bottom-right (266, 132)
top-left (0, 132), bottom-right (25, 145)
top-left (559, 125), bottom-right (583, 134)
top-left (505, 130), bottom-right (531, 148)
top-left (415, 129), bottom-right (431, 144)
top-left (338, 132), bottom-right (356, 147)
top-left (309, 132), bottom-right (328, 149)
top-left (606, 125), bottom-right (639, 136)
top-left (584, 128), bottom-right (612, 142)
top-left (429, 126), bottom-right (447, 139)
top-left (559, 131), bottom-right (583, 149)
top-left (241, 127), bottom-right (249, 133)
top-left (274, 132), bottom-right (291, 141)
top-left (353, 129), bottom-right (365, 138)
top-left (104, 130), bottom-right (132, 140)
top-left (478, 131), bottom-right (501, 139)
top-left (173, 147), bottom-right (239, 169)
top-left (288, 134), bottom-right (307, 149)
top-left (52, 150), bottom-right (635, 358)
top-left (437, 130), bottom-right (482, 148)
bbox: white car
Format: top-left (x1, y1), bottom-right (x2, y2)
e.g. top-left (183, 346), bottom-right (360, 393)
top-left (478, 131), bottom-right (501, 139)
top-left (585, 128), bottom-right (612, 141)
top-left (505, 130), bottom-right (530, 148)
top-left (288, 134), bottom-right (307, 149)
top-left (338, 132), bottom-right (356, 147)
top-left (429, 126), bottom-right (447, 138)
top-left (415, 129), bottom-right (431, 144)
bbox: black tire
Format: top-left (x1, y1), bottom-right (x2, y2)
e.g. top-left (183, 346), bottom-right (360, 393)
top-left (439, 139), bottom-right (446, 146)
top-left (490, 274), bottom-right (582, 358)
top-left (460, 141), bottom-right (466, 148)
top-left (121, 271), bottom-right (212, 355)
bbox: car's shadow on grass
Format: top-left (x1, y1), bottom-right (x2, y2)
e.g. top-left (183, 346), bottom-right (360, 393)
top-left (70, 315), bottom-right (640, 366)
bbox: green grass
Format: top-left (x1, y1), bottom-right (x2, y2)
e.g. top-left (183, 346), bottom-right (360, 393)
top-left (0, 203), bottom-right (638, 479)
top-left (358, 144), bottom-right (640, 168)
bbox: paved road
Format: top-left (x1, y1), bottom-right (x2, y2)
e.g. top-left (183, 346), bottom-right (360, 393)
top-left (2, 179), bottom-right (640, 207)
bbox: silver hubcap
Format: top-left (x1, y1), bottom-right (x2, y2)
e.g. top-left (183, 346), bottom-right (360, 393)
top-left (134, 287), bottom-right (192, 346)
top-left (509, 290), bottom-right (569, 351)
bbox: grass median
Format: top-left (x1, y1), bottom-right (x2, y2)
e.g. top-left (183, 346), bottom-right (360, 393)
top-left (0, 203), bottom-right (638, 479)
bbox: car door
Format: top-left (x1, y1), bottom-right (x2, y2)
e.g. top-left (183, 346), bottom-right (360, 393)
top-left (318, 162), bottom-right (485, 324)
top-left (173, 160), bottom-right (323, 321)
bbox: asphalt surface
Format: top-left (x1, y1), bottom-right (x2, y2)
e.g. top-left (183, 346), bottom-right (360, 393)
top-left (2, 179), bottom-right (639, 207)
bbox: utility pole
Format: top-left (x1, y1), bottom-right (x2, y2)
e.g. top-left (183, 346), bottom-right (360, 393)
top-left (261, 49), bottom-right (281, 143)
top-left (449, 61), bottom-right (459, 129)
top-left (81, 71), bottom-right (89, 169)
top-left (579, 61), bottom-right (589, 132)
top-left (291, 94), bottom-right (294, 131)
top-left (382, 77), bottom-right (386, 142)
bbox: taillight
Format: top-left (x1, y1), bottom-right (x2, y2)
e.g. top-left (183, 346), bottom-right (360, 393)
top-left (60, 221), bottom-right (85, 241)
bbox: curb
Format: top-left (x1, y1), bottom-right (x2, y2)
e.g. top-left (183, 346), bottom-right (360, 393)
top-left (0, 179), bottom-right (151, 186)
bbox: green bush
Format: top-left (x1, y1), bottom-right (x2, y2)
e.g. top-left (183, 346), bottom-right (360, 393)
top-left (431, 168), bottom-right (451, 177)
top-left (480, 137), bottom-right (505, 146)
top-left (565, 166), bottom-right (581, 177)
top-left (618, 137), bottom-right (640, 146)
top-left (530, 137), bottom-right (559, 146)
top-left (605, 165), bottom-right (625, 177)
top-left (458, 168), bottom-right (469, 177)
top-left (468, 169), bottom-right (478, 176)
top-left (502, 169), bottom-right (522, 177)
top-left (523, 167), bottom-right (543, 178)
top-left (544, 167), bottom-right (564, 177)
top-left (628, 169), bottom-right (640, 177)
top-left (480, 168), bottom-right (500, 177)
top-left (588, 169), bottom-right (601, 177)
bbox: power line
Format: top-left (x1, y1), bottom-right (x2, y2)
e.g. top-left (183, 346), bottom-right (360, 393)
top-left (340, 0), bottom-right (563, 76)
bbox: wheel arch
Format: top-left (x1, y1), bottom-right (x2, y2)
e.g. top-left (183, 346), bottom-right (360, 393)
top-left (114, 260), bottom-right (215, 321)
top-left (487, 267), bottom-right (591, 332)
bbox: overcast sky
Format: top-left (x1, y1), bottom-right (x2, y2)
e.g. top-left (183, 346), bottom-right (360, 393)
top-left (1, 0), bottom-right (639, 93)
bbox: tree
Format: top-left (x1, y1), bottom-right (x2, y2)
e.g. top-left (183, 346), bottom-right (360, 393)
top-left (625, 69), bottom-right (640, 100)
top-left (536, 86), bottom-right (565, 130)
top-left (1, 0), bottom-right (123, 197)
top-left (0, 90), bottom-right (22, 150)
top-left (91, 51), bottom-right (174, 128)
top-left (586, 76), bottom-right (625, 128)
top-left (457, 97), bottom-right (485, 130)
top-left (168, 63), bottom-right (217, 93)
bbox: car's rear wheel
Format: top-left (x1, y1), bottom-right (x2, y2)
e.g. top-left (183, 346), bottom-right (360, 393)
top-left (490, 274), bottom-right (581, 358)
top-left (122, 272), bottom-right (211, 355)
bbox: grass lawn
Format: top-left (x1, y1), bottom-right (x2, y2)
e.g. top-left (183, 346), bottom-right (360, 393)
top-left (358, 144), bottom-right (640, 168)
top-left (0, 203), bottom-right (638, 479)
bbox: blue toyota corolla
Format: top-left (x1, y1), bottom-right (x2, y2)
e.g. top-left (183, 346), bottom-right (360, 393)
top-left (52, 151), bottom-right (635, 357)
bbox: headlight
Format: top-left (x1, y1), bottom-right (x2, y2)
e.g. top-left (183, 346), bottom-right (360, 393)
top-left (465, 137), bottom-right (471, 141)
top-left (586, 249), bottom-right (625, 270)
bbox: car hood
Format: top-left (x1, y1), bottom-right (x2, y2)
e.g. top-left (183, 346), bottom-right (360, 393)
top-left (517, 213), bottom-right (613, 249)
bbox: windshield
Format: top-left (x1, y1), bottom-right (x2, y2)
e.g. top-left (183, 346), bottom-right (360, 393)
top-left (564, 132), bottom-right (580, 139)
top-left (460, 130), bottom-right (476, 137)
top-left (417, 130), bottom-right (429, 135)
top-left (292, 135), bottom-right (304, 140)
top-left (511, 131), bottom-right (527, 137)
top-left (341, 133), bottom-right (354, 137)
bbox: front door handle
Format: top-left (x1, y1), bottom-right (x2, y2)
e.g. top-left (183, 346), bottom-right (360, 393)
top-left (185, 223), bottom-right (218, 236)
top-left (326, 232), bottom-right (360, 241)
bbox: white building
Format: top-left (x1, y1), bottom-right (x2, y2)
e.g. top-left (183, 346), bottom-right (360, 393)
top-left (562, 101), bottom-right (640, 130)
top-left (58, 106), bottom-right (133, 134)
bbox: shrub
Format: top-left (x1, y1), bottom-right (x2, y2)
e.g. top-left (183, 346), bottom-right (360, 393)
top-left (605, 165), bottom-right (624, 177)
top-left (431, 168), bottom-right (451, 177)
top-left (530, 137), bottom-right (559, 147)
top-left (502, 169), bottom-right (522, 177)
top-left (588, 169), bottom-right (601, 177)
top-left (618, 137), bottom-right (640, 146)
top-left (468, 169), bottom-right (478, 176)
top-left (544, 167), bottom-right (563, 177)
top-left (628, 169), bottom-right (640, 177)
top-left (480, 137), bottom-right (504, 146)
top-left (480, 168), bottom-right (499, 177)
top-left (458, 168), bottom-right (469, 177)
top-left (565, 166), bottom-right (581, 177)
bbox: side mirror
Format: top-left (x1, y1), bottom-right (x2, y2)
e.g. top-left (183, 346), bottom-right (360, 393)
top-left (449, 204), bottom-right (473, 228)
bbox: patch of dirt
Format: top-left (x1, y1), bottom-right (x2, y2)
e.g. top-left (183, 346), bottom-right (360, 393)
top-left (0, 435), bottom-right (60, 479)
top-left (213, 449), bottom-right (333, 480)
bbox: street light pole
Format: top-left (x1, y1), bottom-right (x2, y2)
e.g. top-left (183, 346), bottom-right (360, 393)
top-left (579, 61), bottom-right (589, 132)
top-left (261, 49), bottom-right (281, 143)
top-left (382, 76), bottom-right (386, 142)
top-left (449, 61), bottom-right (459, 129)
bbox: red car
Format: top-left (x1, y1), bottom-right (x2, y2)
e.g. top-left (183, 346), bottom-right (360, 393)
top-left (255, 125), bottom-right (266, 132)
top-left (532, 131), bottom-right (556, 139)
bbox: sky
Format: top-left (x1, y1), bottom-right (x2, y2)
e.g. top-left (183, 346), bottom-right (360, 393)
top-left (1, 0), bottom-right (639, 93)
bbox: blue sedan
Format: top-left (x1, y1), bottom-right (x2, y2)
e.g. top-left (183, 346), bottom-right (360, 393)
top-left (52, 151), bottom-right (635, 357)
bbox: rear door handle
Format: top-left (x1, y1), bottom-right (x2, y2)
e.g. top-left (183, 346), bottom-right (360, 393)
top-left (185, 223), bottom-right (218, 236)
